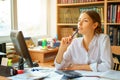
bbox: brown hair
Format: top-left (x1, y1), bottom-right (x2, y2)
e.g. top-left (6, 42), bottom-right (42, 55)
top-left (82, 10), bottom-right (102, 34)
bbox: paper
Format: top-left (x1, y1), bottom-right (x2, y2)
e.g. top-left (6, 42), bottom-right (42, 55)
top-left (76, 70), bottom-right (102, 77)
top-left (100, 70), bottom-right (120, 80)
top-left (8, 67), bottom-right (53, 80)
top-left (1, 57), bottom-right (8, 66)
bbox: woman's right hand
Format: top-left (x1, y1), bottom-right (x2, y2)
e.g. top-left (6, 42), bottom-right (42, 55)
top-left (55, 36), bottom-right (72, 64)
top-left (60, 36), bottom-right (72, 51)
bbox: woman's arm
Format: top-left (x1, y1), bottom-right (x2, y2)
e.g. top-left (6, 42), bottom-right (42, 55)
top-left (63, 64), bottom-right (92, 71)
top-left (55, 36), bottom-right (72, 64)
top-left (55, 45), bottom-right (68, 64)
top-left (88, 35), bottom-right (113, 72)
top-left (97, 35), bottom-right (113, 72)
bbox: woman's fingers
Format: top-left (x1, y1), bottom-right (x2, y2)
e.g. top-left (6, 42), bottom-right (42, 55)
top-left (61, 36), bottom-right (72, 44)
top-left (63, 64), bottom-right (78, 70)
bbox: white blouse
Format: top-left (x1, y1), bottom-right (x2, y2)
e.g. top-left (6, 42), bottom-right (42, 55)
top-left (54, 34), bottom-right (113, 72)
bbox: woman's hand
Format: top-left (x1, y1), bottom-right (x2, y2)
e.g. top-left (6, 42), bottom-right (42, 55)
top-left (63, 64), bottom-right (92, 71)
top-left (63, 64), bottom-right (80, 70)
top-left (55, 36), bottom-right (72, 64)
top-left (60, 36), bottom-right (72, 51)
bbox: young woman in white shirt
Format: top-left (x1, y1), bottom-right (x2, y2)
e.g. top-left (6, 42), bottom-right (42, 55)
top-left (54, 10), bottom-right (113, 72)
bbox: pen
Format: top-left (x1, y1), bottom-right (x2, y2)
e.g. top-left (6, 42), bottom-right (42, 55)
top-left (71, 29), bottom-right (78, 38)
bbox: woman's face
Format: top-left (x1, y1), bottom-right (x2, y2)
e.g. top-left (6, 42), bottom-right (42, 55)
top-left (78, 13), bottom-right (97, 36)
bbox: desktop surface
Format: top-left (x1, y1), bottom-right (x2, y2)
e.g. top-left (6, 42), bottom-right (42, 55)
top-left (7, 66), bottom-right (120, 80)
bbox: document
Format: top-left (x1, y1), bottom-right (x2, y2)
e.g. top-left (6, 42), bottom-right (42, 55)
top-left (100, 70), bottom-right (120, 80)
top-left (8, 67), bottom-right (54, 80)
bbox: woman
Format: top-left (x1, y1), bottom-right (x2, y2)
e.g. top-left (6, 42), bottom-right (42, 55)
top-left (54, 10), bottom-right (113, 72)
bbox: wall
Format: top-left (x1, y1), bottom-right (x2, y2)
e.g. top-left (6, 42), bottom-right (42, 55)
top-left (49, 0), bottom-right (57, 38)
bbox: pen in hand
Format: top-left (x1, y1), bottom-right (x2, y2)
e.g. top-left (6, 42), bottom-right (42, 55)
top-left (62, 29), bottom-right (78, 45)
top-left (71, 29), bottom-right (78, 38)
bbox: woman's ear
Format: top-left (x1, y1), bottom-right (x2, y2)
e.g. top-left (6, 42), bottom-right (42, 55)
top-left (93, 22), bottom-right (98, 29)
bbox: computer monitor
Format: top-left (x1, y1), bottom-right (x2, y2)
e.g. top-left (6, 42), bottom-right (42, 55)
top-left (10, 30), bottom-right (38, 68)
top-left (0, 43), bottom-right (6, 53)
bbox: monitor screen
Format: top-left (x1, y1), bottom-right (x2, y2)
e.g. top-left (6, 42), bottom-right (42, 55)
top-left (0, 43), bottom-right (6, 53)
top-left (10, 30), bottom-right (38, 67)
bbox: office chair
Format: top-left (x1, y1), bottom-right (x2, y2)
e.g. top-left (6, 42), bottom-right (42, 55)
top-left (111, 46), bottom-right (120, 71)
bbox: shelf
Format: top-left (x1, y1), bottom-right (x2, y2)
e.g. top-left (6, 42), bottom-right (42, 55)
top-left (107, 23), bottom-right (120, 25)
top-left (57, 1), bottom-right (104, 7)
top-left (57, 23), bottom-right (77, 26)
top-left (107, 1), bottom-right (120, 3)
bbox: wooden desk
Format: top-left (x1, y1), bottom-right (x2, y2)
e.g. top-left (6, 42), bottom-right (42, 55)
top-left (29, 47), bottom-right (58, 63)
top-left (0, 76), bottom-right (9, 80)
top-left (38, 60), bottom-right (55, 68)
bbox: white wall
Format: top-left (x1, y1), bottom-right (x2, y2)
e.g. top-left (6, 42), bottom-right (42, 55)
top-left (49, 0), bottom-right (57, 38)
top-left (32, 0), bottom-right (57, 45)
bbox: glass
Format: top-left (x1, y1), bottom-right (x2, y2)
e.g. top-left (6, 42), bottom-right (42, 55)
top-left (17, 0), bottom-right (47, 37)
top-left (0, 0), bottom-right (11, 36)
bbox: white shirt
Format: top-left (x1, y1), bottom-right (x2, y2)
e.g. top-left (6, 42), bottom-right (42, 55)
top-left (54, 34), bottom-right (113, 72)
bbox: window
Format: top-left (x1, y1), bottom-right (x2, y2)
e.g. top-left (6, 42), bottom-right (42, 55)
top-left (0, 0), bottom-right (11, 36)
top-left (17, 0), bottom-right (48, 37)
top-left (0, 0), bottom-right (48, 44)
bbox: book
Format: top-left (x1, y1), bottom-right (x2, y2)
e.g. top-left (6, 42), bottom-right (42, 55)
top-left (117, 5), bottom-right (120, 23)
top-left (109, 26), bottom-right (114, 45)
top-left (112, 26), bottom-right (118, 45)
top-left (117, 27), bottom-right (120, 46)
top-left (107, 5), bottom-right (110, 23)
top-left (60, 28), bottom-right (73, 38)
top-left (112, 4), bottom-right (117, 23)
top-left (108, 25), bottom-right (120, 46)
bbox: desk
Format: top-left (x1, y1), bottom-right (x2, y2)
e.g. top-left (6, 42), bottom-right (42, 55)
top-left (7, 68), bottom-right (120, 80)
top-left (0, 76), bottom-right (9, 80)
top-left (38, 60), bottom-right (55, 68)
top-left (29, 47), bottom-right (58, 63)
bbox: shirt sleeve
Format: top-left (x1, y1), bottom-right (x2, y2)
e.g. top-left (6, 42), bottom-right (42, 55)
top-left (54, 40), bottom-right (74, 70)
top-left (90, 34), bottom-right (113, 72)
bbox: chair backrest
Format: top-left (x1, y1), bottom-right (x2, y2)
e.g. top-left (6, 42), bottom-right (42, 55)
top-left (111, 46), bottom-right (120, 70)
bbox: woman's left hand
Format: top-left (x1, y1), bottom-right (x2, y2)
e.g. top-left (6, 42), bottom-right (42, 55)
top-left (63, 64), bottom-right (91, 71)
top-left (63, 64), bottom-right (79, 70)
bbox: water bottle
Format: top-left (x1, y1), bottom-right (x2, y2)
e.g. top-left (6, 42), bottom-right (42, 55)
top-left (42, 38), bottom-right (47, 49)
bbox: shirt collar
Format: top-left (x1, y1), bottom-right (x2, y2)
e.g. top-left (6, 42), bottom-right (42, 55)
top-left (79, 34), bottom-right (99, 49)
top-left (89, 34), bottom-right (98, 49)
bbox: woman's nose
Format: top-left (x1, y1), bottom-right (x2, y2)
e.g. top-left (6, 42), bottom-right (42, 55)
top-left (78, 21), bottom-right (82, 25)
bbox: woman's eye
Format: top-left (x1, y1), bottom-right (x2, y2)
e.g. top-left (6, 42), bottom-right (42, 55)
top-left (84, 19), bottom-right (88, 22)
top-left (78, 19), bottom-right (88, 23)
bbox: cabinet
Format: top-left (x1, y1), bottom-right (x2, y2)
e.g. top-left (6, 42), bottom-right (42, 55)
top-left (29, 47), bottom-right (58, 63)
top-left (56, 0), bottom-right (120, 45)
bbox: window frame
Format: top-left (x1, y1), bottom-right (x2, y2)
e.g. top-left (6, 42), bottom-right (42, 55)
top-left (0, 0), bottom-right (49, 44)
